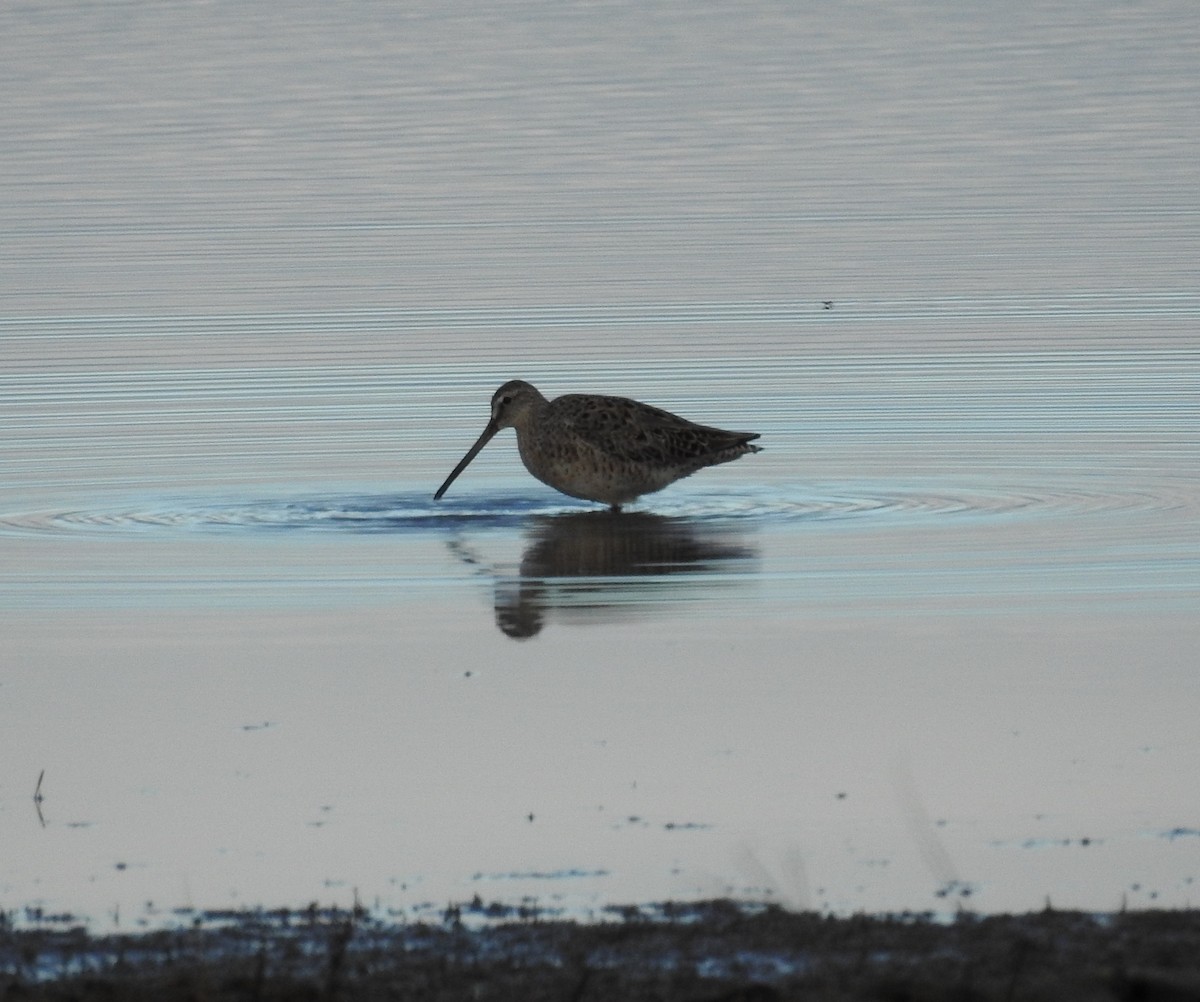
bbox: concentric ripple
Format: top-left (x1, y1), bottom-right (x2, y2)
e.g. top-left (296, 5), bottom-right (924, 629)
top-left (0, 477), bottom-right (1193, 539)
top-left (0, 493), bottom-right (548, 537)
top-left (721, 477), bottom-right (1200, 524)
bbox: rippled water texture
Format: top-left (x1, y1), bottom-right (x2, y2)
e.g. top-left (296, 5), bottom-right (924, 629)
top-left (2, 1), bottom-right (1199, 928)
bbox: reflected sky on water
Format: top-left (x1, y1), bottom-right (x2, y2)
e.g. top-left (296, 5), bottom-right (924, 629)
top-left (2, 0), bottom-right (1199, 928)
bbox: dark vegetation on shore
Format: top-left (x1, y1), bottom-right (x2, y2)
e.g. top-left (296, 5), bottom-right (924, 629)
top-left (4, 900), bottom-right (1200, 1001)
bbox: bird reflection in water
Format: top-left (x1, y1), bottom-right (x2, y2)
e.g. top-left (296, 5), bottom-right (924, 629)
top-left (451, 510), bottom-right (759, 639)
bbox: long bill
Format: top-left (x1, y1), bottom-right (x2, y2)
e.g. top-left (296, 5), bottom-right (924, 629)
top-left (433, 420), bottom-right (499, 500)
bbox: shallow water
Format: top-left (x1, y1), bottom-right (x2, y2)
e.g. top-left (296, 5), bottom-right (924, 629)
top-left (2, 2), bottom-right (1199, 929)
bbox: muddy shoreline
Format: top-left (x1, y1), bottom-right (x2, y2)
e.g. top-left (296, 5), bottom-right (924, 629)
top-left (5, 900), bottom-right (1200, 1001)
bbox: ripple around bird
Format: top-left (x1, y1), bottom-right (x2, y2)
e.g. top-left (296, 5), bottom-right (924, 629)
top-left (0, 476), bottom-right (1193, 538)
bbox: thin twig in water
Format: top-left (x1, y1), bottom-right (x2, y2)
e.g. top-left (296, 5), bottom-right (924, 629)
top-left (34, 769), bottom-right (46, 827)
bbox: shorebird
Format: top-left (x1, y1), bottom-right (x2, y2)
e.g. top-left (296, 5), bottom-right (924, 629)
top-left (433, 380), bottom-right (762, 511)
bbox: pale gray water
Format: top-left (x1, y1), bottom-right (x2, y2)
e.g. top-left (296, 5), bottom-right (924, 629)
top-left (2, 1), bottom-right (1199, 928)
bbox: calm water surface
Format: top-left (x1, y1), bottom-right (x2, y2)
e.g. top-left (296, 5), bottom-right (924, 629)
top-left (2, 2), bottom-right (1199, 928)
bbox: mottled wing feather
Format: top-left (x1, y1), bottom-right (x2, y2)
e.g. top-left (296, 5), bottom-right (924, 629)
top-left (552, 394), bottom-right (759, 466)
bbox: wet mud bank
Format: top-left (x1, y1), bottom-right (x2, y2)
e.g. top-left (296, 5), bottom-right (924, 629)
top-left (4, 900), bottom-right (1200, 1001)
